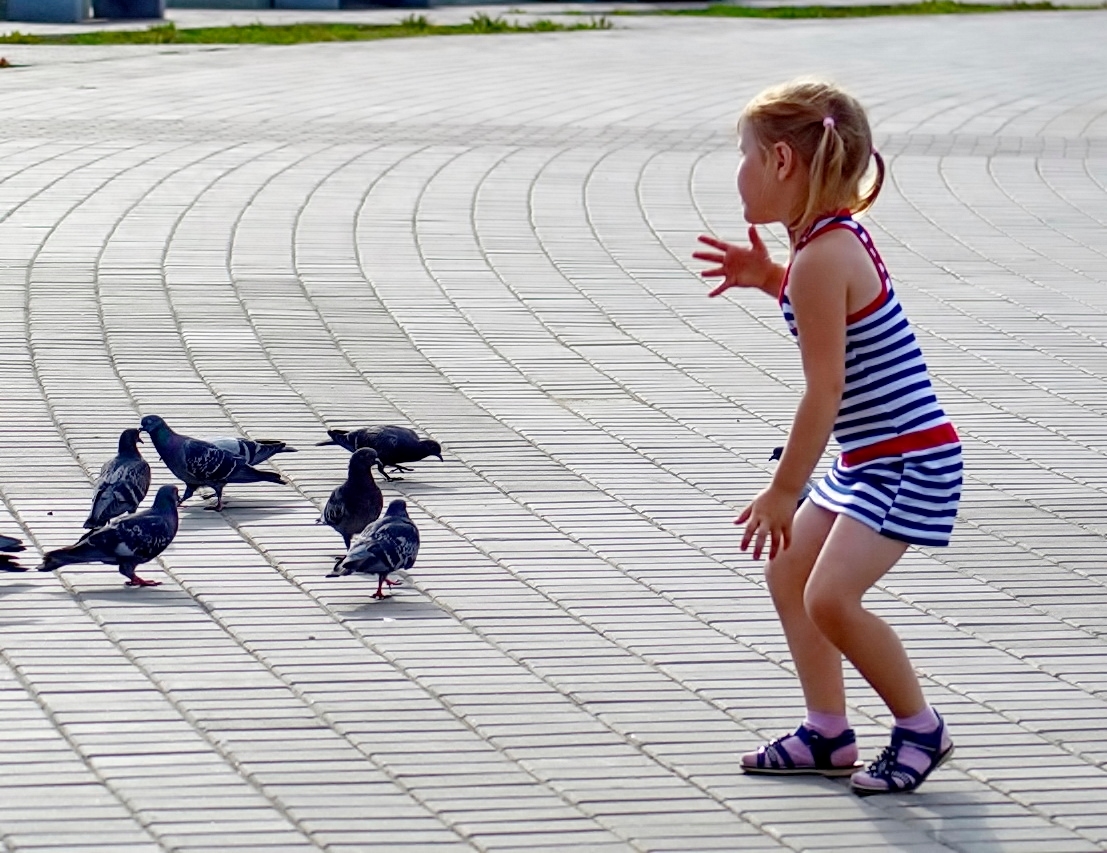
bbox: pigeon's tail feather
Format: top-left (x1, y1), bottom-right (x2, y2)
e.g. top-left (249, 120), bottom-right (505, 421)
top-left (38, 544), bottom-right (96, 572)
top-left (227, 465), bottom-right (285, 485)
top-left (247, 441), bottom-right (297, 464)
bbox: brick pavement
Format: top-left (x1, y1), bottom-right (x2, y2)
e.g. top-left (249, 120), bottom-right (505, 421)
top-left (1, 8), bottom-right (1106, 852)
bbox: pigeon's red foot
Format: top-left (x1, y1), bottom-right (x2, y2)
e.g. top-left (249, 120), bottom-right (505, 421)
top-left (125, 577), bottom-right (161, 587)
top-left (384, 577), bottom-right (402, 587)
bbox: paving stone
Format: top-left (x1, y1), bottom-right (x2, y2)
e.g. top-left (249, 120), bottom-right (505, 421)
top-left (0, 5), bottom-right (1106, 852)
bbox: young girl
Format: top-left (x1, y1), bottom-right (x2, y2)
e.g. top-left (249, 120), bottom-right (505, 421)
top-left (694, 79), bottom-right (961, 795)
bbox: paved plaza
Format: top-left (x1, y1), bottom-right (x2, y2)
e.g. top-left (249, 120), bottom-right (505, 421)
top-left (1, 6), bottom-right (1107, 852)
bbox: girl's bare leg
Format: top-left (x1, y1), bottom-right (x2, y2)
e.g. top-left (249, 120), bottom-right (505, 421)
top-left (802, 514), bottom-right (924, 717)
top-left (763, 501), bottom-right (844, 713)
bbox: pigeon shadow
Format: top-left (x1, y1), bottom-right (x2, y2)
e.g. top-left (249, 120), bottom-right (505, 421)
top-left (0, 582), bottom-right (38, 599)
top-left (341, 592), bottom-right (449, 622)
top-left (74, 588), bottom-right (208, 608)
top-left (382, 479), bottom-right (453, 494)
top-left (178, 501), bottom-right (303, 526)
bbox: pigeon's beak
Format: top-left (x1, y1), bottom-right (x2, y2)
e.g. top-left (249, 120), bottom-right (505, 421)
top-left (136, 434), bottom-right (145, 444)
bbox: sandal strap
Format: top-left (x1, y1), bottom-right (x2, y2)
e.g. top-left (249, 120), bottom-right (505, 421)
top-left (756, 725), bottom-right (856, 771)
top-left (755, 733), bottom-right (797, 770)
top-left (793, 724), bottom-right (857, 767)
top-left (866, 717), bottom-right (948, 792)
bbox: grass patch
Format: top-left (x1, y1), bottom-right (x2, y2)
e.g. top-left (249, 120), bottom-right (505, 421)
top-left (0, 13), bottom-right (611, 46)
top-left (643, 0), bottom-right (1103, 17)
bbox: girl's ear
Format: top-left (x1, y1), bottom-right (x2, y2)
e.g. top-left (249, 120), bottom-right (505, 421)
top-left (771, 141), bottom-right (797, 181)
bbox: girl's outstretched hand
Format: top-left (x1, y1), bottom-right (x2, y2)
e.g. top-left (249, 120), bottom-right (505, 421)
top-left (694, 226), bottom-right (775, 297)
top-left (736, 484), bottom-right (800, 561)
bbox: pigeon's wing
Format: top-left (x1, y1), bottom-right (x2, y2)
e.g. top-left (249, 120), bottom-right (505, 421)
top-left (180, 439), bottom-right (241, 484)
top-left (367, 519), bottom-right (419, 572)
top-left (88, 458), bottom-right (151, 525)
top-left (322, 488), bottom-right (347, 529)
top-left (104, 512), bottom-right (177, 563)
top-left (339, 521), bottom-right (385, 572)
top-left (247, 440), bottom-right (291, 464)
top-left (210, 437), bottom-right (250, 460)
top-left (342, 429), bottom-right (374, 451)
top-left (391, 520), bottom-right (420, 570)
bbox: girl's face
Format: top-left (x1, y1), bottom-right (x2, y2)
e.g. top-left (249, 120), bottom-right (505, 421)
top-left (736, 121), bottom-right (776, 224)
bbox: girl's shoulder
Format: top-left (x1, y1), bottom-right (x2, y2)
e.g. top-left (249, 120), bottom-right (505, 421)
top-left (788, 225), bottom-right (884, 315)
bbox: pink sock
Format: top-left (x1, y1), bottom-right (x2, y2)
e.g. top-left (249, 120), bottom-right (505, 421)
top-left (895, 706), bottom-right (939, 733)
top-left (891, 706), bottom-right (952, 778)
top-left (804, 710), bottom-right (849, 738)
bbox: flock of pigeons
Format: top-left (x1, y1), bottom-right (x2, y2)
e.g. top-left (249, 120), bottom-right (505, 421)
top-left (0, 417), bottom-right (443, 599)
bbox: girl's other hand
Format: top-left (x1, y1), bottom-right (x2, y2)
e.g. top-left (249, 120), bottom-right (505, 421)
top-left (735, 484), bottom-right (800, 561)
top-left (694, 226), bottom-right (775, 297)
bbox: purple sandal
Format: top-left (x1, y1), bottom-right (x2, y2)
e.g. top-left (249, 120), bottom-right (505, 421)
top-left (851, 714), bottom-right (954, 795)
top-left (742, 725), bottom-right (862, 778)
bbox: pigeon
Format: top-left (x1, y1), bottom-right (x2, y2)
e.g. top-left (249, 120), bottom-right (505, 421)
top-left (316, 425), bottom-right (442, 481)
top-left (0, 533), bottom-right (26, 572)
top-left (210, 437), bottom-right (297, 466)
top-left (38, 484), bottom-right (179, 587)
top-left (84, 428), bottom-right (152, 529)
top-left (320, 448), bottom-right (384, 567)
top-left (336, 499), bottom-right (420, 599)
top-left (770, 446), bottom-right (813, 506)
top-left (140, 415), bottom-right (286, 510)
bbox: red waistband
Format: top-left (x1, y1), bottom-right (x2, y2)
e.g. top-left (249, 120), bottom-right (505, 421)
top-left (841, 422), bottom-right (959, 467)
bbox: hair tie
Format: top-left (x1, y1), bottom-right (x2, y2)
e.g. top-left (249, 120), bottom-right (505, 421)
top-left (823, 116), bottom-right (836, 130)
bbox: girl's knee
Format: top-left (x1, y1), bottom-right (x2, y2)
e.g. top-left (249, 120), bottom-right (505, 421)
top-left (803, 583), bottom-right (850, 637)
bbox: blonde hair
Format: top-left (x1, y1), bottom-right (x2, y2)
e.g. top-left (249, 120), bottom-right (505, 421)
top-left (741, 79), bottom-right (884, 234)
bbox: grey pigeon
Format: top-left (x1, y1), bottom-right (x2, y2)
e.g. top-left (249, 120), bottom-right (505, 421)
top-left (336, 499), bottom-right (420, 599)
top-left (38, 484), bottom-right (179, 587)
top-left (210, 437), bottom-right (297, 466)
top-left (84, 428), bottom-right (152, 529)
top-left (316, 425), bottom-right (442, 481)
top-left (320, 448), bottom-right (384, 569)
top-left (770, 446), bottom-right (813, 506)
top-left (140, 415), bottom-right (286, 510)
top-left (0, 533), bottom-right (26, 572)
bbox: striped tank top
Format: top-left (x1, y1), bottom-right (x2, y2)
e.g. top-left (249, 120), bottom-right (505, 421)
top-left (780, 213), bottom-right (957, 465)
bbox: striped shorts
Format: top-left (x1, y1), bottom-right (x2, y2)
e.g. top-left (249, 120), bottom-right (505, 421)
top-left (809, 442), bottom-right (963, 548)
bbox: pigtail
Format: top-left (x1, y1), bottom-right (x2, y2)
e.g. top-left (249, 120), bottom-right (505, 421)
top-left (854, 149), bottom-right (885, 216)
top-left (799, 115), bottom-right (847, 232)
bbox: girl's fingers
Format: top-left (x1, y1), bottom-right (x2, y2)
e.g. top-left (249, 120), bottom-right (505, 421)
top-left (752, 530), bottom-right (768, 561)
top-left (691, 250), bottom-right (724, 263)
top-left (735, 506), bottom-right (752, 524)
top-left (697, 234), bottom-right (729, 250)
top-left (747, 225), bottom-right (765, 252)
top-left (707, 281), bottom-right (734, 297)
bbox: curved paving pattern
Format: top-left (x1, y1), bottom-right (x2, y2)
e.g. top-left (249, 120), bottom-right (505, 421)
top-left (1, 9), bottom-right (1107, 852)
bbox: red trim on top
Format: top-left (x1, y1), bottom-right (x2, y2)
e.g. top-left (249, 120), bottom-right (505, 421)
top-left (779, 211), bottom-right (854, 307)
top-left (840, 422), bottom-right (960, 467)
top-left (846, 285), bottom-right (889, 324)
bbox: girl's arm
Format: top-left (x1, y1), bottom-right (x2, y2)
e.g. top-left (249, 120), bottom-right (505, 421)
top-left (695, 226), bottom-right (785, 298)
top-left (773, 247), bottom-right (847, 491)
top-left (737, 241), bottom-right (848, 560)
